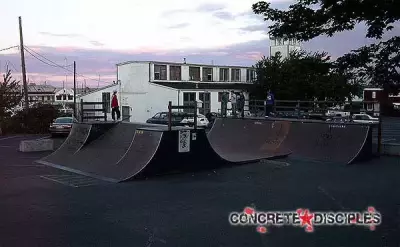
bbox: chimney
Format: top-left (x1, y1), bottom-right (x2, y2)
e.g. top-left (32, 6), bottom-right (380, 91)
top-left (183, 58), bottom-right (186, 64)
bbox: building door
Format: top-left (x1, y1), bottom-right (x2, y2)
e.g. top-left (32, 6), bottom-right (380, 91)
top-left (122, 106), bottom-right (130, 122)
top-left (183, 92), bottom-right (196, 113)
top-left (102, 92), bottom-right (111, 113)
top-left (199, 92), bottom-right (211, 115)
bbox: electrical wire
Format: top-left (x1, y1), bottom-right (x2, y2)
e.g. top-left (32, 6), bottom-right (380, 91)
top-left (6, 60), bottom-right (19, 72)
top-left (0, 46), bottom-right (18, 52)
top-left (23, 46), bottom-right (112, 85)
top-left (24, 46), bottom-right (73, 68)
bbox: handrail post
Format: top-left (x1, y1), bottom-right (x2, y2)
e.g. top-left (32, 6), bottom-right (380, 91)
top-left (80, 99), bottom-right (84, 122)
top-left (194, 101), bottom-right (198, 130)
top-left (168, 101), bottom-right (172, 131)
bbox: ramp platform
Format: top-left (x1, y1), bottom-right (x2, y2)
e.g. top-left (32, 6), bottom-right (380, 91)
top-left (38, 122), bottom-right (284, 182)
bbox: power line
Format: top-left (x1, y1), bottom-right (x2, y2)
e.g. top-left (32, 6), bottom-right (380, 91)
top-left (6, 60), bottom-right (19, 72)
top-left (0, 45), bottom-right (18, 52)
top-left (24, 47), bottom-right (73, 71)
top-left (24, 46), bottom-right (73, 68)
top-left (23, 46), bottom-right (111, 85)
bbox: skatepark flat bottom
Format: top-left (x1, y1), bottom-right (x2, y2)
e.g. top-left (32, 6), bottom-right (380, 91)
top-left (1, 139), bottom-right (399, 247)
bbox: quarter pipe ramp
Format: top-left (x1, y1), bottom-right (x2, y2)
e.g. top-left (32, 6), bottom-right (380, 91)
top-left (209, 118), bottom-right (373, 165)
top-left (207, 118), bottom-right (292, 162)
top-left (38, 122), bottom-right (285, 182)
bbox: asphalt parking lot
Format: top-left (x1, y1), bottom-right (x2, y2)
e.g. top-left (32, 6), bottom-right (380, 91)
top-left (1, 135), bottom-right (400, 247)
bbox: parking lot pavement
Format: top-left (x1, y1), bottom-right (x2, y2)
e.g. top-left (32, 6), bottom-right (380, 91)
top-left (1, 135), bottom-right (400, 247)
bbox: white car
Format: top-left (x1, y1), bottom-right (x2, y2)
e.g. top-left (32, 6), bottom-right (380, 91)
top-left (180, 114), bottom-right (210, 127)
top-left (326, 109), bottom-right (350, 117)
top-left (352, 114), bottom-right (379, 124)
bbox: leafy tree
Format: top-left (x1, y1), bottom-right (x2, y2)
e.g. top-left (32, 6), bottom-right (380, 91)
top-left (0, 68), bottom-right (23, 134)
top-left (252, 0), bottom-right (400, 93)
top-left (251, 50), bottom-right (361, 102)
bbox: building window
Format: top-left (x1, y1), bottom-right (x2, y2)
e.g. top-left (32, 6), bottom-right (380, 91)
top-left (154, 64), bottom-right (167, 80)
top-left (219, 68), bottom-right (229, 82)
top-left (199, 92), bottom-right (211, 115)
top-left (102, 92), bottom-right (111, 113)
top-left (47, 96), bottom-right (51, 101)
top-left (246, 69), bottom-right (256, 82)
top-left (202, 67), bottom-right (213, 82)
top-left (189, 67), bottom-right (200, 81)
top-left (63, 95), bottom-right (67, 100)
top-left (41, 96), bottom-right (45, 101)
top-left (218, 92), bottom-right (223, 102)
top-left (183, 92), bottom-right (196, 113)
top-left (231, 69), bottom-right (241, 82)
top-left (170, 66), bottom-right (181, 81)
top-left (56, 95), bottom-right (61, 100)
top-left (68, 95), bottom-right (73, 100)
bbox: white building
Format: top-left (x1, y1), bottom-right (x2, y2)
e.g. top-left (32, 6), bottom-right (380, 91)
top-left (79, 61), bottom-right (256, 122)
top-left (269, 36), bottom-right (301, 58)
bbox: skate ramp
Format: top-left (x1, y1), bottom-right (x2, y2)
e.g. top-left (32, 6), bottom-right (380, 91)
top-left (37, 124), bottom-right (231, 182)
top-left (207, 118), bottom-right (292, 162)
top-left (278, 121), bottom-right (372, 164)
top-left (40, 122), bottom-right (116, 167)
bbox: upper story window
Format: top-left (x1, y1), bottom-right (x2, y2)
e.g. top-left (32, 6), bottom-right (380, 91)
top-left (219, 68), bottom-right (229, 82)
top-left (202, 67), bottom-right (213, 82)
top-left (154, 64), bottom-right (167, 80)
top-left (170, 65), bottom-right (181, 81)
top-left (231, 69), bottom-right (241, 82)
top-left (246, 69), bottom-right (256, 82)
top-left (189, 66), bottom-right (200, 81)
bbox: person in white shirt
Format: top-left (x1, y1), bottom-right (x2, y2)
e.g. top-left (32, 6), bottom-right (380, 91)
top-left (230, 91), bottom-right (237, 117)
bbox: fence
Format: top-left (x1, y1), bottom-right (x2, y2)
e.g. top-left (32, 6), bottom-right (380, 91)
top-left (76, 99), bottom-right (108, 122)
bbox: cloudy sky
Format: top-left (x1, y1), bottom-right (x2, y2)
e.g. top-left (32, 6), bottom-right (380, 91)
top-left (0, 0), bottom-right (398, 88)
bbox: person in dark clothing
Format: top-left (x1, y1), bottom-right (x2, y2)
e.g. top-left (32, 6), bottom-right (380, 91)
top-left (111, 90), bottom-right (121, 121)
top-left (238, 91), bottom-right (245, 118)
top-left (265, 90), bottom-right (275, 117)
top-left (221, 91), bottom-right (229, 117)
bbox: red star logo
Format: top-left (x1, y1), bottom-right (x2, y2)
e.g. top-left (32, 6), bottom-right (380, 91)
top-left (298, 209), bottom-right (314, 231)
top-left (256, 226), bottom-right (268, 234)
top-left (244, 207), bottom-right (255, 215)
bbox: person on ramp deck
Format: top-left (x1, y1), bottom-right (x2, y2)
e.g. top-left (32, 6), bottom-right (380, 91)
top-left (111, 90), bottom-right (121, 121)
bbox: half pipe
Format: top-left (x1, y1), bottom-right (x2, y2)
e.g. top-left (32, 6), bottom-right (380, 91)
top-left (38, 122), bottom-right (282, 182)
top-left (209, 117), bottom-right (373, 164)
top-left (207, 118), bottom-right (292, 162)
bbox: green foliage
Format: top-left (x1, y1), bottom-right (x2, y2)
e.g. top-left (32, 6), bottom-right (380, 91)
top-left (336, 37), bottom-right (400, 94)
top-left (252, 0), bottom-right (400, 93)
top-left (251, 50), bottom-right (362, 101)
top-left (0, 68), bottom-right (23, 117)
top-left (252, 0), bottom-right (400, 41)
top-left (2, 104), bottom-right (62, 134)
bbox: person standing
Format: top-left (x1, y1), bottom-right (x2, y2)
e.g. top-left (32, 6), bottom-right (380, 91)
top-left (111, 90), bottom-right (121, 121)
top-left (230, 91), bottom-right (238, 117)
top-left (265, 90), bottom-right (275, 117)
top-left (221, 91), bottom-right (228, 117)
top-left (238, 91), bottom-right (245, 118)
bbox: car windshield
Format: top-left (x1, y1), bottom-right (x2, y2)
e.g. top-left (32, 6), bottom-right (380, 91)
top-left (55, 117), bottom-right (73, 123)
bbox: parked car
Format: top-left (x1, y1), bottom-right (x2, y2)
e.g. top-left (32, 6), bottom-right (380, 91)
top-left (49, 117), bottom-right (76, 137)
top-left (180, 114), bottom-right (210, 128)
top-left (351, 114), bottom-right (379, 124)
top-left (325, 116), bottom-right (351, 123)
top-left (146, 112), bottom-right (193, 126)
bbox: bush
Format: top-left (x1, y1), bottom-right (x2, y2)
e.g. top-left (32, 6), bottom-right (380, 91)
top-left (1, 104), bottom-right (63, 134)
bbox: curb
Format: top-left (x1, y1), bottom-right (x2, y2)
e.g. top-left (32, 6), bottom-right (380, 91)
top-left (19, 138), bottom-right (54, 152)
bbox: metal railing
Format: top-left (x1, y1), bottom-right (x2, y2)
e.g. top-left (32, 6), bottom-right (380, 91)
top-left (167, 101), bottom-right (198, 131)
top-left (78, 99), bottom-right (107, 122)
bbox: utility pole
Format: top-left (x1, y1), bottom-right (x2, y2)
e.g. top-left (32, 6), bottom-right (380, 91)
top-left (73, 61), bottom-right (76, 119)
top-left (18, 16), bottom-right (29, 111)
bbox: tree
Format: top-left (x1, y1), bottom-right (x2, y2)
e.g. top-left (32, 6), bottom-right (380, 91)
top-left (251, 50), bottom-right (361, 102)
top-left (0, 68), bottom-right (23, 134)
top-left (252, 0), bottom-right (400, 93)
top-left (0, 68), bottom-right (23, 116)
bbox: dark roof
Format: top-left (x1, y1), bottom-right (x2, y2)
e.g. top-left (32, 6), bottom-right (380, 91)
top-left (151, 81), bottom-right (255, 90)
top-left (117, 60), bottom-right (254, 69)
